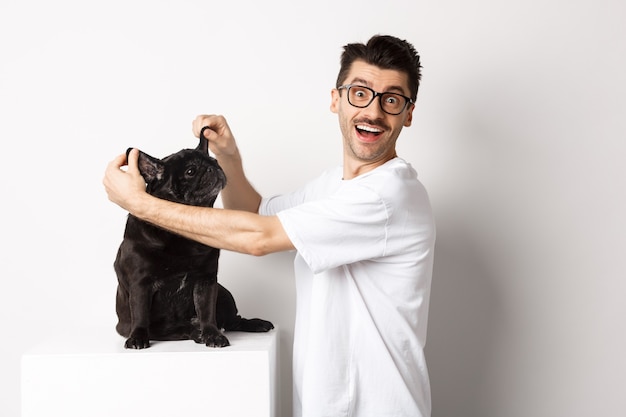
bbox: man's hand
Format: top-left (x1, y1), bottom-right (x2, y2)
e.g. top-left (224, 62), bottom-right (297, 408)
top-left (103, 148), bottom-right (148, 214)
top-left (192, 114), bottom-right (262, 212)
top-left (192, 114), bottom-right (238, 158)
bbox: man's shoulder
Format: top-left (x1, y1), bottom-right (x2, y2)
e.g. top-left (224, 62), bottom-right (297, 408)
top-left (380, 157), bottom-right (418, 179)
top-left (356, 158), bottom-right (422, 193)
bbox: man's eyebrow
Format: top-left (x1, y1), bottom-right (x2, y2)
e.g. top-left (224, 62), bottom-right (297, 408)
top-left (348, 77), bottom-right (408, 95)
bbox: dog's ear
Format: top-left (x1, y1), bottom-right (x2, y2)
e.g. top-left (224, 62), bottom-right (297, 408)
top-left (197, 127), bottom-right (210, 153)
top-left (126, 147), bottom-right (164, 183)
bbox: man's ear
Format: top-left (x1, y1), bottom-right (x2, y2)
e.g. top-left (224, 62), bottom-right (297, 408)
top-left (403, 103), bottom-right (415, 127)
top-left (127, 147), bottom-right (164, 182)
top-left (330, 88), bottom-right (340, 114)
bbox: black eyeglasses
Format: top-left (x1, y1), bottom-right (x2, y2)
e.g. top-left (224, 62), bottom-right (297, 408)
top-left (337, 84), bottom-right (414, 115)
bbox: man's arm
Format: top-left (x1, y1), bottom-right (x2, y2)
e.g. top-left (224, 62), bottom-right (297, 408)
top-left (103, 149), bottom-right (294, 256)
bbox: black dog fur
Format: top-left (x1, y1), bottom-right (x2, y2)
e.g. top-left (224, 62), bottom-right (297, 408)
top-left (114, 135), bottom-right (273, 349)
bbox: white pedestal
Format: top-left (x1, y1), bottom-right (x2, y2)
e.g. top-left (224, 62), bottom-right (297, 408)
top-left (21, 327), bottom-right (278, 417)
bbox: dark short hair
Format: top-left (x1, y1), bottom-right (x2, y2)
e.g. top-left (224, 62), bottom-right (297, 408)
top-left (336, 34), bottom-right (422, 101)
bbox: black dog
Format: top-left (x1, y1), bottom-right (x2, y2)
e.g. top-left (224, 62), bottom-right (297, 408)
top-left (114, 132), bottom-right (273, 349)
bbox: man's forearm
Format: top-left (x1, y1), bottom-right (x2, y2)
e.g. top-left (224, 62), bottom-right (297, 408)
top-left (217, 150), bottom-right (263, 213)
top-left (132, 193), bottom-right (292, 256)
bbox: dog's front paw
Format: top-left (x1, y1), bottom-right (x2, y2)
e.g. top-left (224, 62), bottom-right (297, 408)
top-left (125, 329), bottom-right (150, 349)
top-left (205, 332), bottom-right (230, 348)
top-left (194, 327), bottom-right (230, 348)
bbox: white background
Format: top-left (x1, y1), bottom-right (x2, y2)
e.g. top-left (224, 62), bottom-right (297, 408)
top-left (1, 1), bottom-right (625, 416)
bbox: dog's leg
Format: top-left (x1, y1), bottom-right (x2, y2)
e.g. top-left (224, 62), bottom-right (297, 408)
top-left (125, 285), bottom-right (153, 349)
top-left (217, 284), bottom-right (274, 332)
top-left (115, 285), bottom-right (131, 337)
top-left (193, 280), bottom-right (230, 347)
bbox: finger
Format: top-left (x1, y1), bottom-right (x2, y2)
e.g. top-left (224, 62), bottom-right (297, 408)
top-left (192, 115), bottom-right (213, 137)
top-left (193, 114), bottom-right (227, 138)
top-left (126, 148), bottom-right (140, 174)
top-left (200, 125), bottom-right (214, 141)
top-left (103, 153), bottom-right (126, 189)
top-left (106, 153), bottom-right (128, 172)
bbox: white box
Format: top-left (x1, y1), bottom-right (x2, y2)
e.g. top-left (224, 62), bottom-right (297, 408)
top-left (21, 327), bottom-right (278, 417)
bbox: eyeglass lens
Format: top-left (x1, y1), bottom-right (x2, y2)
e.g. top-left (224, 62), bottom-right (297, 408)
top-left (346, 85), bottom-right (408, 115)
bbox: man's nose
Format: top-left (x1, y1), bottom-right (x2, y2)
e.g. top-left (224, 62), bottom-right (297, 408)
top-left (362, 95), bottom-right (386, 117)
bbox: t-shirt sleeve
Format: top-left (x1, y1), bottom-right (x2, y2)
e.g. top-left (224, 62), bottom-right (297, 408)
top-left (276, 184), bottom-right (388, 274)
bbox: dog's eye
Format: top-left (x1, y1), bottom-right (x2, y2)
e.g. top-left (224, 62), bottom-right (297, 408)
top-left (186, 167), bottom-right (197, 177)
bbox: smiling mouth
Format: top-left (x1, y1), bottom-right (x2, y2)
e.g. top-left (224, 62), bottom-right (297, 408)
top-left (356, 124), bottom-right (384, 141)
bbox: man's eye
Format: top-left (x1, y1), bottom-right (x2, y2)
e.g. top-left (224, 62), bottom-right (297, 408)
top-left (385, 96), bottom-right (398, 104)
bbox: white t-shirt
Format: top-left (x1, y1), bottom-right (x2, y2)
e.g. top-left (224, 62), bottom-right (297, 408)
top-left (259, 157), bottom-right (435, 417)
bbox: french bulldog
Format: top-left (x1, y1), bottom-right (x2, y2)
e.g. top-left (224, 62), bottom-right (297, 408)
top-left (114, 130), bottom-right (273, 349)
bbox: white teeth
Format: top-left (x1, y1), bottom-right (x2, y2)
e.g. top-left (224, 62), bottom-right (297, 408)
top-left (357, 125), bottom-right (382, 133)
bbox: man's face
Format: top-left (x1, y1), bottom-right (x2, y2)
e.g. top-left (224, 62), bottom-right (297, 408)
top-left (331, 60), bottom-right (414, 175)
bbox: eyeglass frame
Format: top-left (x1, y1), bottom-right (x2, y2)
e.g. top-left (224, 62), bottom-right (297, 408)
top-left (337, 84), bottom-right (415, 115)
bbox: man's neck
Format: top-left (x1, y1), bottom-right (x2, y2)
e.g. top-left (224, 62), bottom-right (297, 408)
top-left (342, 153), bottom-right (397, 180)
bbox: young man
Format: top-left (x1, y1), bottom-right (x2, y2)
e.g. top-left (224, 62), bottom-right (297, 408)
top-left (104, 34), bottom-right (435, 417)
